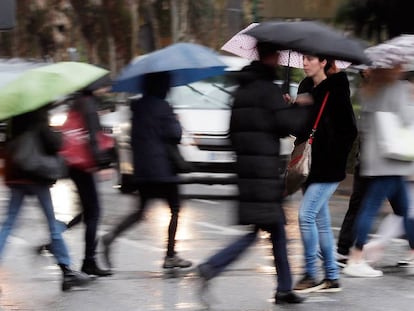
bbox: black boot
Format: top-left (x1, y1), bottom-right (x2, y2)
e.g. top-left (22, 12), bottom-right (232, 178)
top-left (81, 259), bottom-right (112, 277)
top-left (59, 265), bottom-right (91, 291)
top-left (274, 290), bottom-right (305, 304)
top-left (101, 233), bottom-right (114, 269)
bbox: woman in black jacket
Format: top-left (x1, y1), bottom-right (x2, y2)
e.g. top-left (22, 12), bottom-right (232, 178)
top-left (293, 56), bottom-right (357, 293)
top-left (0, 107), bottom-right (90, 291)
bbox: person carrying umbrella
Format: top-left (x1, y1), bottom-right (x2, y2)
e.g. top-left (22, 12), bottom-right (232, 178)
top-left (343, 60), bottom-right (414, 277)
top-left (196, 42), bottom-right (309, 306)
top-left (102, 71), bottom-right (192, 270)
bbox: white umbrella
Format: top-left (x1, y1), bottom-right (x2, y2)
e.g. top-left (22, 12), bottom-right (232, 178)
top-left (365, 34), bottom-right (414, 69)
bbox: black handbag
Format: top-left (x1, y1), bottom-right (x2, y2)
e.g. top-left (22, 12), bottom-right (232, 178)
top-left (166, 143), bottom-right (193, 173)
top-left (8, 129), bottom-right (67, 180)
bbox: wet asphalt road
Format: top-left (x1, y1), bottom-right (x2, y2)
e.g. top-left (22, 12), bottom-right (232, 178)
top-left (0, 174), bottom-right (414, 311)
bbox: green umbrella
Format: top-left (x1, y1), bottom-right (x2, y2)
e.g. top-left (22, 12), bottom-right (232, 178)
top-left (0, 61), bottom-right (109, 120)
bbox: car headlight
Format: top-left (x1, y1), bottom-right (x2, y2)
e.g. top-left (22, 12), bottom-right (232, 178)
top-left (49, 113), bottom-right (67, 127)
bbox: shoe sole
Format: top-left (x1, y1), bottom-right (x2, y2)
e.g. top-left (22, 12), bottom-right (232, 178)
top-left (294, 283), bottom-right (326, 293)
top-left (316, 287), bottom-right (343, 293)
top-left (342, 269), bottom-right (383, 278)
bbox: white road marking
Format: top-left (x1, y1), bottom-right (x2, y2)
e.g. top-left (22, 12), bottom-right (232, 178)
top-left (194, 221), bottom-right (247, 236)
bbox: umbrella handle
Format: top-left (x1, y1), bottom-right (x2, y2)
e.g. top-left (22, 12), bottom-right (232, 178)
top-left (281, 50), bottom-right (291, 95)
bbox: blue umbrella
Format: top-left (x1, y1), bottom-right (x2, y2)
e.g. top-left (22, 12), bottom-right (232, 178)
top-left (112, 43), bottom-right (227, 93)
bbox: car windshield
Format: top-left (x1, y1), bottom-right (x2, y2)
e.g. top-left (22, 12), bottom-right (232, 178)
top-left (168, 81), bottom-right (235, 110)
top-left (168, 78), bottom-right (299, 110)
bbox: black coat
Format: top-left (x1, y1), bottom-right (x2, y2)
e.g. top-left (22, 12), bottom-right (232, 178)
top-left (230, 61), bottom-right (308, 225)
top-left (4, 108), bottom-right (63, 185)
top-left (296, 72), bottom-right (357, 184)
top-left (130, 95), bottom-right (182, 183)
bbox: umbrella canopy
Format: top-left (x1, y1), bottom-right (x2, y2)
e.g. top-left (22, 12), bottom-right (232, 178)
top-left (221, 23), bottom-right (351, 69)
top-left (364, 34), bottom-right (414, 68)
top-left (244, 20), bottom-right (370, 65)
top-left (112, 42), bottom-right (227, 93)
top-left (0, 61), bottom-right (109, 120)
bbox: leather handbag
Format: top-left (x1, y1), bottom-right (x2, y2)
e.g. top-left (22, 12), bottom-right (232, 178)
top-left (8, 129), bottom-right (67, 180)
top-left (375, 111), bottom-right (414, 161)
top-left (59, 109), bottom-right (115, 171)
top-left (285, 92), bottom-right (330, 195)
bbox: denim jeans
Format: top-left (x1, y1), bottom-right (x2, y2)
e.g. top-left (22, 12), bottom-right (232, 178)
top-left (355, 176), bottom-right (414, 250)
top-left (201, 224), bottom-right (293, 292)
top-left (299, 182), bottom-right (339, 280)
top-left (0, 184), bottom-right (70, 266)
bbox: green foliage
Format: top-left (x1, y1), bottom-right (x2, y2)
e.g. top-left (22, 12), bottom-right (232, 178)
top-left (336, 0), bottom-right (414, 42)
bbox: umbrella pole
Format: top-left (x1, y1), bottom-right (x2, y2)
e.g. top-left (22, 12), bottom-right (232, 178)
top-left (281, 50), bottom-right (291, 95)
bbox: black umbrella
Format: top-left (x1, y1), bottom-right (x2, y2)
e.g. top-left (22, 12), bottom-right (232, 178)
top-left (245, 20), bottom-right (370, 65)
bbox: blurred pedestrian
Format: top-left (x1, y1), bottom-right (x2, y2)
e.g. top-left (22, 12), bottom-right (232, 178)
top-left (336, 69), bottom-right (371, 266)
top-left (337, 68), bottom-right (414, 266)
top-left (197, 42), bottom-right (308, 306)
top-left (0, 107), bottom-right (90, 291)
top-left (101, 71), bottom-right (192, 270)
top-left (36, 90), bottom-right (114, 277)
top-left (293, 55), bottom-right (357, 293)
top-left (66, 90), bottom-right (113, 277)
top-left (343, 64), bottom-right (414, 277)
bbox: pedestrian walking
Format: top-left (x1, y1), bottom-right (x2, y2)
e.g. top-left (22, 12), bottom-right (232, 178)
top-left (293, 55), bottom-right (357, 293)
top-left (343, 64), bottom-right (414, 277)
top-left (0, 107), bottom-right (90, 291)
top-left (338, 68), bottom-right (414, 267)
top-left (65, 91), bottom-right (113, 277)
top-left (101, 71), bottom-right (192, 270)
top-left (197, 42), bottom-right (308, 306)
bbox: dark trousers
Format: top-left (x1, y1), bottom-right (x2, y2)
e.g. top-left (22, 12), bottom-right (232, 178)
top-left (107, 182), bottom-right (180, 257)
top-left (337, 164), bottom-right (369, 256)
top-left (69, 167), bottom-right (100, 260)
top-left (201, 223), bottom-right (293, 292)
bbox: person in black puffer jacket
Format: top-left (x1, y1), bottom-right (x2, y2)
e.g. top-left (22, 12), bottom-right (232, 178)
top-left (197, 42), bottom-right (309, 306)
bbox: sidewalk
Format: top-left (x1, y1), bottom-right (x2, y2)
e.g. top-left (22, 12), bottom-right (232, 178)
top-left (1, 176), bottom-right (414, 311)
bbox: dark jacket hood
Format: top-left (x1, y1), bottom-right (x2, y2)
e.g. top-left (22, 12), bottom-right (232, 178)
top-left (228, 61), bottom-right (277, 86)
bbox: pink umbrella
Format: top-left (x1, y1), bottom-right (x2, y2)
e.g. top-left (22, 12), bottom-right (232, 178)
top-left (221, 23), bottom-right (351, 69)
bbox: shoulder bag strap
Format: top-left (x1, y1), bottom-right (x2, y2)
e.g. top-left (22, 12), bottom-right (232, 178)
top-left (308, 92), bottom-right (330, 144)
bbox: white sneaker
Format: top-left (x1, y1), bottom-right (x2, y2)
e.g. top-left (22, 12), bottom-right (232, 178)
top-left (343, 261), bottom-right (383, 278)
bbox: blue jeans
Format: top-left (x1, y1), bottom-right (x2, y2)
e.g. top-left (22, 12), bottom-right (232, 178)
top-left (0, 184), bottom-right (70, 266)
top-left (299, 182), bottom-right (339, 280)
top-left (201, 224), bottom-right (293, 292)
top-left (355, 176), bottom-right (414, 250)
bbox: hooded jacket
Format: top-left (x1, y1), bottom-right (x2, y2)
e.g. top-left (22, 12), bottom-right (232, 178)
top-left (296, 71), bottom-right (357, 184)
top-left (230, 61), bottom-right (308, 225)
top-left (130, 73), bottom-right (182, 183)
